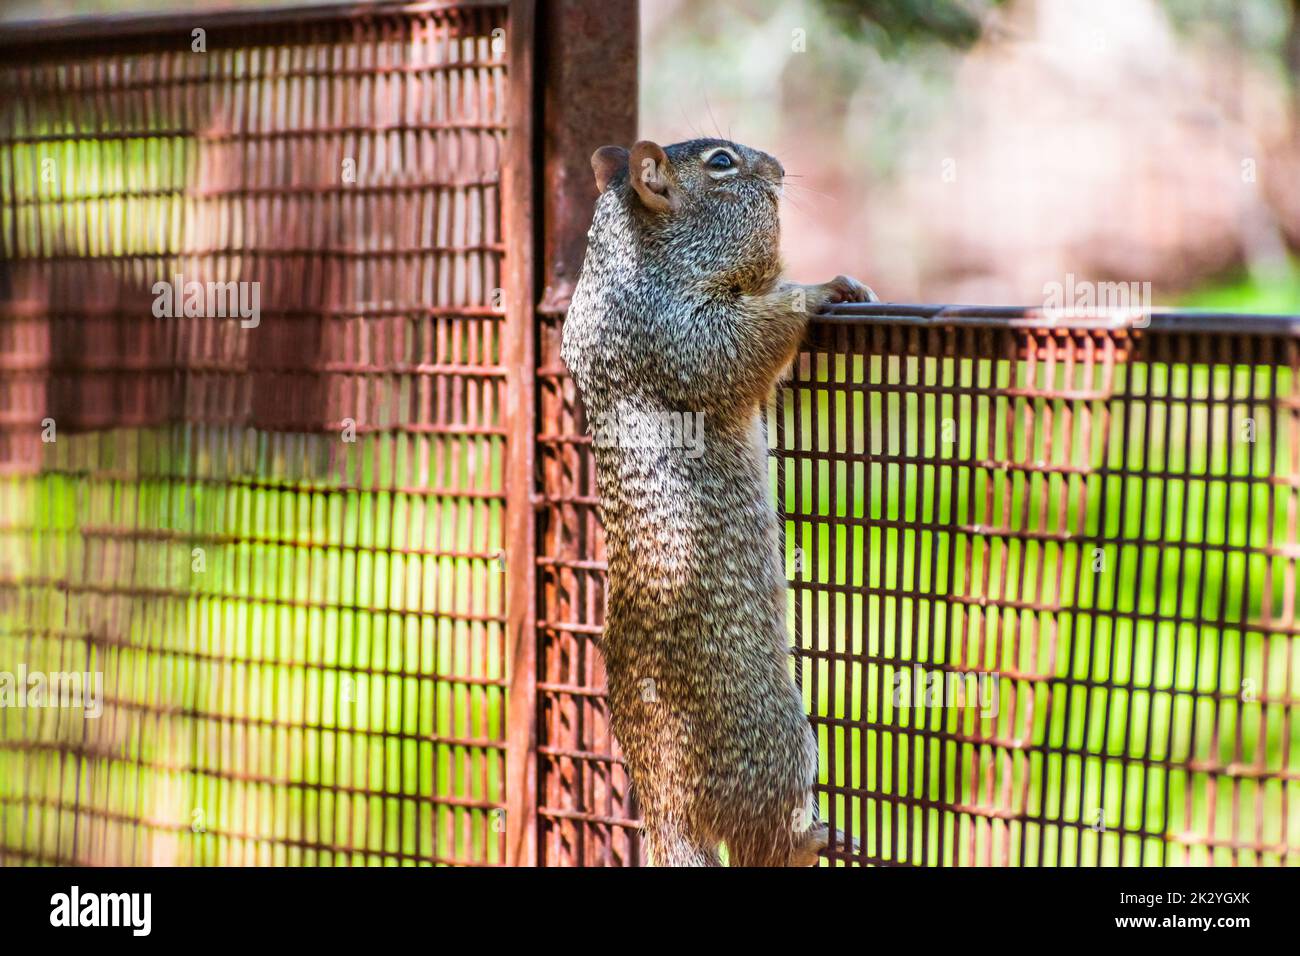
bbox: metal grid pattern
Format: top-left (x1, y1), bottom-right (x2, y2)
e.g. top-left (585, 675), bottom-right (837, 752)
top-left (533, 306), bottom-right (639, 866)
top-left (0, 2), bottom-right (513, 866)
top-left (535, 308), bottom-right (1300, 866)
top-left (786, 314), bottom-right (1298, 865)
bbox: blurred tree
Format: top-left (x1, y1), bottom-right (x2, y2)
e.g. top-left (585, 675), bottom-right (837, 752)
top-left (815, 0), bottom-right (1002, 51)
top-left (1289, 0), bottom-right (1300, 122)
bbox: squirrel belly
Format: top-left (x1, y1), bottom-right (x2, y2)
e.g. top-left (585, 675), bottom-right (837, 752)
top-left (561, 137), bottom-right (876, 866)
top-left (595, 412), bottom-right (819, 865)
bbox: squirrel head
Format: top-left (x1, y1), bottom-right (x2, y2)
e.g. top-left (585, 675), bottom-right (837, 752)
top-left (585, 138), bottom-right (785, 290)
top-left (566, 137), bottom-right (792, 417)
top-left (592, 138), bottom-right (785, 215)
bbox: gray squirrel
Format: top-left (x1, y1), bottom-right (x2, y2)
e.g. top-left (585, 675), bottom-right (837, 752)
top-left (561, 138), bottom-right (877, 866)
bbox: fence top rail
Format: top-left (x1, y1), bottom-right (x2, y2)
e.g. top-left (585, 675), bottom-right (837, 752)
top-left (0, 0), bottom-right (505, 52)
top-left (823, 302), bottom-right (1300, 336)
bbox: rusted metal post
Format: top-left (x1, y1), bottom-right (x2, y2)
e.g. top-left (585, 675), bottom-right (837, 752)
top-left (522, 0), bottom-right (639, 865)
top-left (504, 0), bottom-right (539, 868)
top-left (538, 0), bottom-right (639, 312)
top-left (505, 0), bottom-right (642, 867)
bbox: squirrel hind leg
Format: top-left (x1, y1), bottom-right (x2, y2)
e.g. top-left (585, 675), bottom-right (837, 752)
top-left (647, 827), bottom-right (723, 868)
top-left (798, 824), bottom-right (861, 866)
top-left (727, 823), bottom-right (855, 867)
top-left (725, 824), bottom-right (823, 867)
top-left (790, 823), bottom-right (830, 867)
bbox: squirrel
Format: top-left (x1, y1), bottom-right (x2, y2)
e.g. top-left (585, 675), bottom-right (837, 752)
top-left (560, 138), bottom-right (877, 866)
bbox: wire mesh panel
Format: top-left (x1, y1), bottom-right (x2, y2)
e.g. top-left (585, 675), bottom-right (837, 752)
top-left (0, 1), bottom-right (514, 866)
top-left (534, 306), bottom-right (639, 866)
top-left (535, 307), bottom-right (1300, 867)
top-left (781, 316), bottom-right (1299, 866)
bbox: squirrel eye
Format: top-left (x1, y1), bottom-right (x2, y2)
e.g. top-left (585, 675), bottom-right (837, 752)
top-left (706, 151), bottom-right (735, 170)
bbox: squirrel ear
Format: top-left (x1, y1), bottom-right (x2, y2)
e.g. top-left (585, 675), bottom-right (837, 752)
top-left (628, 140), bottom-right (677, 214)
top-left (591, 146), bottom-right (629, 194)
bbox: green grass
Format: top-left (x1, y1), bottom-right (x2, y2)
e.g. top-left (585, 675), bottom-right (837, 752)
top-left (1176, 258), bottom-right (1300, 314)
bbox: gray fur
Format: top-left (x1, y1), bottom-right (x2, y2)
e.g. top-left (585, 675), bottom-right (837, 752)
top-left (561, 138), bottom-right (874, 866)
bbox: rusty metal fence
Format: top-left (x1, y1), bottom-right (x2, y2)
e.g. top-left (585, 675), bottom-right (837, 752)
top-left (0, 0), bottom-right (524, 866)
top-left (536, 307), bottom-right (1300, 867)
top-left (1, 1), bottom-right (1298, 868)
top-left (787, 308), bottom-right (1300, 866)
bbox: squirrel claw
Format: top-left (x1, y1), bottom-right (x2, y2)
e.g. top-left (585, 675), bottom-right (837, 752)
top-left (820, 274), bottom-right (879, 309)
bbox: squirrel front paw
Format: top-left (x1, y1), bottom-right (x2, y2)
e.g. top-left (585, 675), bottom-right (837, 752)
top-left (818, 274), bottom-right (879, 309)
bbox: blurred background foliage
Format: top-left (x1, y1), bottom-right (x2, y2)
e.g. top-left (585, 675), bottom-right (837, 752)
top-left (818, 0), bottom-right (998, 50)
top-left (640, 0), bottom-right (1300, 309)
top-left (6, 0), bottom-right (1298, 310)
